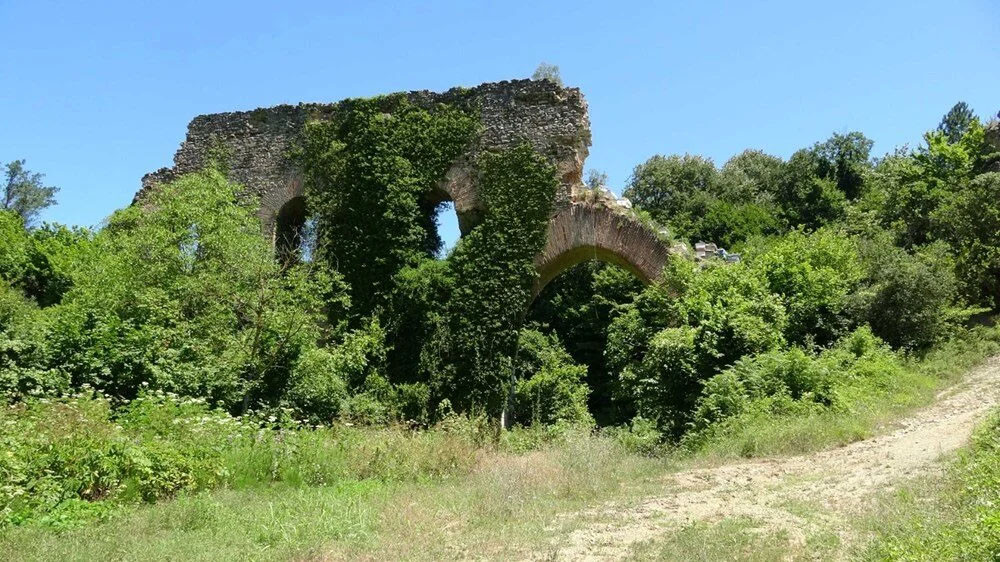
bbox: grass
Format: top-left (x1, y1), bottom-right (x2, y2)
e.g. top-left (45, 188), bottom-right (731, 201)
top-left (682, 326), bottom-right (1000, 464)
top-left (1, 429), bottom-right (669, 561)
top-left (856, 411), bottom-right (1000, 561)
top-left (2, 327), bottom-right (999, 560)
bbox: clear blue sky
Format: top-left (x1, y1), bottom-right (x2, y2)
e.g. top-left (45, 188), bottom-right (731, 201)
top-left (2, 1), bottom-right (998, 248)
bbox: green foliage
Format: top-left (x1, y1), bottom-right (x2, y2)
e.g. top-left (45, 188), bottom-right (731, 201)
top-left (27, 170), bottom-right (345, 413)
top-left (510, 329), bottom-right (592, 427)
top-left (938, 101), bottom-right (978, 144)
top-left (748, 228), bottom-right (863, 347)
top-left (624, 154), bottom-right (718, 235)
top-left (717, 149), bottom-right (783, 205)
top-left (936, 172), bottom-right (1000, 307)
top-left (0, 211), bottom-right (31, 282)
top-left (810, 131), bottom-right (873, 200)
top-left (442, 144), bottom-right (559, 415)
top-left (866, 122), bottom-right (988, 248)
top-left (690, 200), bottom-right (780, 250)
top-left (852, 235), bottom-right (968, 350)
top-left (611, 257), bottom-right (787, 436)
top-left (0, 392), bottom-right (484, 529)
top-left (298, 96), bottom-right (479, 318)
top-left (2, 160), bottom-right (59, 227)
top-left (283, 347), bottom-right (350, 424)
top-left (531, 62), bottom-right (563, 86)
top-left (686, 327), bottom-right (903, 445)
top-left (775, 149), bottom-right (847, 229)
top-left (528, 261), bottom-right (643, 425)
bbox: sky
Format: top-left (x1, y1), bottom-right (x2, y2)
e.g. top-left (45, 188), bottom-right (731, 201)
top-left (2, 1), bottom-right (998, 248)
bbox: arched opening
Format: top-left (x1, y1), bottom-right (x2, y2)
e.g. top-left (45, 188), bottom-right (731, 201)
top-left (435, 201), bottom-right (462, 258)
top-left (274, 196), bottom-right (309, 264)
top-left (527, 260), bottom-right (645, 426)
top-left (531, 202), bottom-right (672, 301)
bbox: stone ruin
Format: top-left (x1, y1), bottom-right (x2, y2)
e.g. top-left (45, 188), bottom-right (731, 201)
top-left (139, 79), bottom-right (675, 297)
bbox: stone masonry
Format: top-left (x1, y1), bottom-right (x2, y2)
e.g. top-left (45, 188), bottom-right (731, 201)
top-left (140, 79), bottom-right (675, 295)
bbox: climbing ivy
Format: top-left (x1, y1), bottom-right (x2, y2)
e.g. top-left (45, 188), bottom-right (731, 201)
top-left (297, 95), bottom-right (562, 417)
top-left (298, 96), bottom-right (479, 317)
top-left (440, 145), bottom-right (559, 414)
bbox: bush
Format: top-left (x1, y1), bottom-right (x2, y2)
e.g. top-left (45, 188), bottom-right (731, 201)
top-left (510, 330), bottom-right (592, 427)
top-left (604, 416), bottom-right (666, 457)
top-left (284, 347), bottom-right (349, 424)
top-left (852, 236), bottom-right (969, 350)
top-left (691, 200), bottom-right (781, 249)
top-left (748, 229), bottom-right (864, 347)
top-left (0, 393), bottom-right (240, 528)
top-left (687, 327), bottom-right (903, 439)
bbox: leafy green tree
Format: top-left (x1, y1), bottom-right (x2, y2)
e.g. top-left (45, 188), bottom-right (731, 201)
top-left (775, 149), bottom-right (847, 229)
top-left (510, 329), bottom-right (592, 426)
top-left (936, 172), bottom-right (1000, 307)
top-left (717, 149), bottom-right (784, 205)
top-left (610, 257), bottom-right (786, 436)
top-left (850, 236), bottom-right (966, 349)
top-left (811, 131), bottom-right (873, 200)
top-left (690, 200), bottom-right (781, 249)
top-left (40, 169), bottom-right (348, 410)
top-left (867, 123), bottom-right (986, 247)
top-left (531, 62), bottom-right (563, 86)
top-left (624, 154), bottom-right (718, 236)
top-left (938, 101), bottom-right (977, 143)
top-left (747, 229), bottom-right (863, 347)
top-left (3, 160), bottom-right (58, 226)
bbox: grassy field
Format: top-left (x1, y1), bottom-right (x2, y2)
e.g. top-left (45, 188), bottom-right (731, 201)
top-left (2, 328), bottom-right (999, 561)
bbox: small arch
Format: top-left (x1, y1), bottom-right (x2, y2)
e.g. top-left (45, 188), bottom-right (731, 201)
top-left (533, 203), bottom-right (672, 299)
top-left (274, 196), bottom-right (308, 264)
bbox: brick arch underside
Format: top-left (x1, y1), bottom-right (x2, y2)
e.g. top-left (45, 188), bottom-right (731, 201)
top-left (533, 203), bottom-right (672, 298)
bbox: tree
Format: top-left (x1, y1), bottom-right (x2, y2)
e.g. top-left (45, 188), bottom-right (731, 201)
top-left (531, 62), bottom-right (563, 86)
top-left (811, 132), bottom-right (874, 200)
top-left (585, 169), bottom-right (609, 191)
top-left (718, 149), bottom-right (784, 205)
top-left (3, 160), bottom-right (59, 227)
top-left (623, 154), bottom-right (718, 235)
top-left (774, 150), bottom-right (847, 229)
top-left (938, 102), bottom-right (977, 144)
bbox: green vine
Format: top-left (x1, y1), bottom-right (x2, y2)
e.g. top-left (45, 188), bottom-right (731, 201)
top-left (298, 96), bottom-right (479, 317)
top-left (440, 145), bottom-right (559, 414)
top-left (297, 96), bottom-right (560, 416)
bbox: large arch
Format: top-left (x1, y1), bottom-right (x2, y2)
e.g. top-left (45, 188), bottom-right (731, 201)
top-left (533, 202), bottom-right (673, 298)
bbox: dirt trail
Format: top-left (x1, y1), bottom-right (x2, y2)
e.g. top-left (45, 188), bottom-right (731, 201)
top-left (552, 357), bottom-right (1000, 560)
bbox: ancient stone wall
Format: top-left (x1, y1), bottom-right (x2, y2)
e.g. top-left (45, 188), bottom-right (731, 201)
top-left (139, 79), bottom-right (591, 237)
top-left (141, 79), bottom-right (678, 288)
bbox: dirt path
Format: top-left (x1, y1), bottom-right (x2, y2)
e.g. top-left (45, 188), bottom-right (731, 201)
top-left (552, 357), bottom-right (1000, 560)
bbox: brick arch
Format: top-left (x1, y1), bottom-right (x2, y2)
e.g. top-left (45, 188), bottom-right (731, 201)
top-left (533, 202), bottom-right (673, 298)
top-left (259, 172), bottom-right (306, 245)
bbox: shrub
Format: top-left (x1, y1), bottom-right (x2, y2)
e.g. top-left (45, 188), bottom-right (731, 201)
top-left (510, 330), bottom-right (592, 427)
top-left (618, 326), bottom-right (699, 436)
top-left (691, 200), bottom-right (781, 249)
top-left (0, 393), bottom-right (241, 528)
top-left (283, 347), bottom-right (349, 424)
top-left (687, 327), bottom-right (903, 438)
top-left (852, 236), bottom-right (969, 350)
top-left (748, 229), bottom-right (864, 347)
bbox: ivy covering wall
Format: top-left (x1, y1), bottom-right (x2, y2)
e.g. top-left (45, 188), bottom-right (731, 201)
top-left (297, 97), bottom-right (560, 416)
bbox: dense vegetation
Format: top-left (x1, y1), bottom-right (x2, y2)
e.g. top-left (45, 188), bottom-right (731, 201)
top-left (1, 96), bottom-right (999, 546)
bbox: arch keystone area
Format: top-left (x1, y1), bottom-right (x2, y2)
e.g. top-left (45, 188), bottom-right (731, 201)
top-left (533, 201), bottom-right (673, 297)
